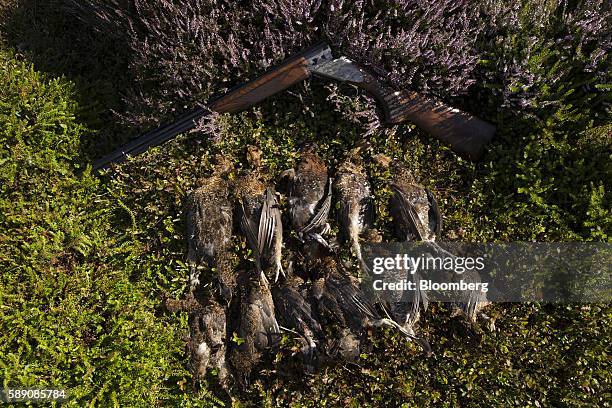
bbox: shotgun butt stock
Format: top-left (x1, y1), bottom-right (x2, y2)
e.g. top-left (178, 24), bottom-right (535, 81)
top-left (355, 73), bottom-right (495, 161)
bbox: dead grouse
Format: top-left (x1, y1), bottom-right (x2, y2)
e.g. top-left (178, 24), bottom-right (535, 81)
top-left (334, 147), bottom-right (375, 274)
top-left (234, 146), bottom-right (283, 283)
top-left (283, 144), bottom-right (333, 250)
top-left (228, 271), bottom-right (281, 388)
top-left (185, 155), bottom-right (235, 302)
top-left (272, 274), bottom-right (323, 371)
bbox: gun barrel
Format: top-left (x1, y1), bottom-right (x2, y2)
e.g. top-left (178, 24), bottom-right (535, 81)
top-left (91, 107), bottom-right (207, 171)
top-left (91, 42), bottom-right (332, 171)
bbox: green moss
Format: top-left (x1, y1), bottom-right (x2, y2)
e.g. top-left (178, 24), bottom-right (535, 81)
top-left (0, 50), bottom-right (221, 406)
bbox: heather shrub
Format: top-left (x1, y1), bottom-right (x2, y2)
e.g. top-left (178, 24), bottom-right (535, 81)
top-left (65, 0), bottom-right (610, 141)
top-left (66, 0), bottom-right (487, 130)
top-left (68, 0), bottom-right (325, 129)
top-left (326, 0), bottom-right (484, 95)
top-left (477, 0), bottom-right (611, 115)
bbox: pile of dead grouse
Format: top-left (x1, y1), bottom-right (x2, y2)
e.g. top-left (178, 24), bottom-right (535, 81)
top-left (166, 145), bottom-right (489, 390)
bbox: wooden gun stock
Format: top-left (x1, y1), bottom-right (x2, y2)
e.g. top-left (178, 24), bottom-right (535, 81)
top-left (353, 72), bottom-right (495, 161)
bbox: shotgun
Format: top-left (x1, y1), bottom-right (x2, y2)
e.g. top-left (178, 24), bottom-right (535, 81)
top-left (92, 42), bottom-right (495, 170)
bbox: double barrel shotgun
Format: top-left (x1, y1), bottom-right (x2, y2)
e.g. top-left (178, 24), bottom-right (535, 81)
top-left (91, 42), bottom-right (495, 171)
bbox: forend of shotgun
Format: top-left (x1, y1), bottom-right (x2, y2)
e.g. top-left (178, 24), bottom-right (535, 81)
top-left (208, 42), bottom-right (332, 114)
